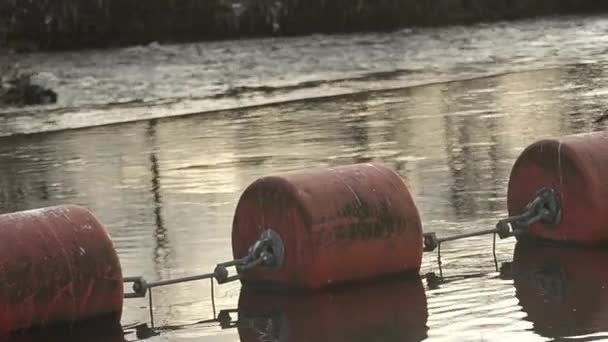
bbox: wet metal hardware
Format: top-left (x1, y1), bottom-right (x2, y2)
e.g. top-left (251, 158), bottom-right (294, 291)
top-left (124, 229), bottom-right (284, 298)
top-left (424, 187), bottom-right (562, 251)
top-left (496, 187), bottom-right (561, 235)
top-left (422, 188), bottom-right (562, 274)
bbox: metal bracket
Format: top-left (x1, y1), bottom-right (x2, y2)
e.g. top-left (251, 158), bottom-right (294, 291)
top-left (496, 187), bottom-right (562, 238)
top-left (239, 228), bottom-right (285, 272)
top-left (124, 276), bottom-right (149, 298)
top-left (423, 232), bottom-right (438, 252)
top-left (124, 229), bottom-right (286, 298)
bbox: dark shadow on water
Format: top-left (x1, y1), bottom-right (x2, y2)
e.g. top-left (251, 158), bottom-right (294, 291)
top-left (147, 119), bottom-right (171, 271)
top-left (6, 316), bottom-right (126, 342)
top-left (345, 104), bottom-right (372, 164)
top-left (135, 275), bottom-right (429, 341)
top-left (504, 241), bottom-right (608, 340)
top-left (235, 275), bottom-right (428, 342)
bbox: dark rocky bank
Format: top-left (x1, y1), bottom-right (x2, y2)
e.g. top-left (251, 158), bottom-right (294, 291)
top-left (2, 0), bottom-right (608, 52)
top-left (0, 52), bottom-right (57, 107)
top-left (0, 74), bottom-right (57, 107)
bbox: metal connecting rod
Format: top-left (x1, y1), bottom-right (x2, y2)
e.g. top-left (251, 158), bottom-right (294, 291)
top-left (124, 229), bottom-right (284, 298)
top-left (423, 187), bottom-right (562, 253)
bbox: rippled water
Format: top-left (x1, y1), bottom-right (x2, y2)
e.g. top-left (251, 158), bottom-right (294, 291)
top-left (3, 14), bottom-right (608, 136)
top-left (3, 13), bottom-right (608, 342)
top-left (2, 62), bottom-right (608, 341)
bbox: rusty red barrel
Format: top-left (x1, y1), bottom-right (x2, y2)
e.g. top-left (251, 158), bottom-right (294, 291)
top-left (512, 242), bottom-right (608, 338)
top-left (232, 163), bottom-right (422, 290)
top-left (237, 276), bottom-right (428, 342)
top-left (0, 205), bottom-right (123, 334)
top-left (507, 132), bottom-right (608, 244)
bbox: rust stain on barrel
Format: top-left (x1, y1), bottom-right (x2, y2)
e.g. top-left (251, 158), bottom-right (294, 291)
top-left (0, 205), bottom-right (123, 334)
top-left (232, 163), bottom-right (423, 290)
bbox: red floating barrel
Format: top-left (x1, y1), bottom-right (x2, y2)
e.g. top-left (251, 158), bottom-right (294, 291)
top-left (237, 276), bottom-right (428, 342)
top-left (0, 205), bottom-right (123, 334)
top-left (507, 132), bottom-right (608, 244)
top-left (232, 163), bottom-right (423, 291)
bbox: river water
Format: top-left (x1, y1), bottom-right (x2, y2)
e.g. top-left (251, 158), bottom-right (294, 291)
top-left (2, 13), bottom-right (608, 342)
top-left (3, 14), bottom-right (608, 136)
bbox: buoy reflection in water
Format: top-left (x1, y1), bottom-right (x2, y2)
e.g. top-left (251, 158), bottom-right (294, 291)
top-left (509, 241), bottom-right (608, 339)
top-left (236, 275), bottom-right (428, 342)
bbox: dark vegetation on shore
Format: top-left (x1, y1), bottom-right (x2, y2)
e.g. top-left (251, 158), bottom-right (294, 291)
top-left (2, 0), bottom-right (608, 52)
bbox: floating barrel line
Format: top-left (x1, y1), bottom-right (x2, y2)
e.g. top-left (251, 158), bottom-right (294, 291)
top-left (2, 131), bottom-right (607, 335)
top-left (123, 186), bottom-right (563, 299)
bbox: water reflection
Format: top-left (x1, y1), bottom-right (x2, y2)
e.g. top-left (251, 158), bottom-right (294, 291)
top-left (7, 318), bottom-right (126, 342)
top-left (130, 276), bottom-right (428, 341)
top-left (147, 119), bottom-right (171, 272)
top-left (442, 78), bottom-right (503, 219)
top-left (236, 276), bottom-right (428, 342)
top-left (506, 242), bottom-right (608, 339)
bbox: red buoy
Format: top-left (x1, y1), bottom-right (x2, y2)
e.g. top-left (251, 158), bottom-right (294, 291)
top-left (0, 205), bottom-right (123, 334)
top-left (512, 242), bottom-right (608, 338)
top-left (232, 163), bottom-right (423, 290)
top-left (507, 132), bottom-right (608, 244)
top-left (237, 276), bottom-right (428, 341)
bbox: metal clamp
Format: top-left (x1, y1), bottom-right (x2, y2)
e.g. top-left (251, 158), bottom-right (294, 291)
top-left (495, 187), bottom-right (562, 238)
top-left (237, 228), bottom-right (285, 272)
top-left (124, 276), bottom-right (149, 299)
top-left (423, 233), bottom-right (439, 253)
top-left (214, 228), bottom-right (285, 280)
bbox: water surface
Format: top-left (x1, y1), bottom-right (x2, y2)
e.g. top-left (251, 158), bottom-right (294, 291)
top-left (4, 14), bottom-right (608, 136)
top-left (2, 62), bottom-right (608, 341)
